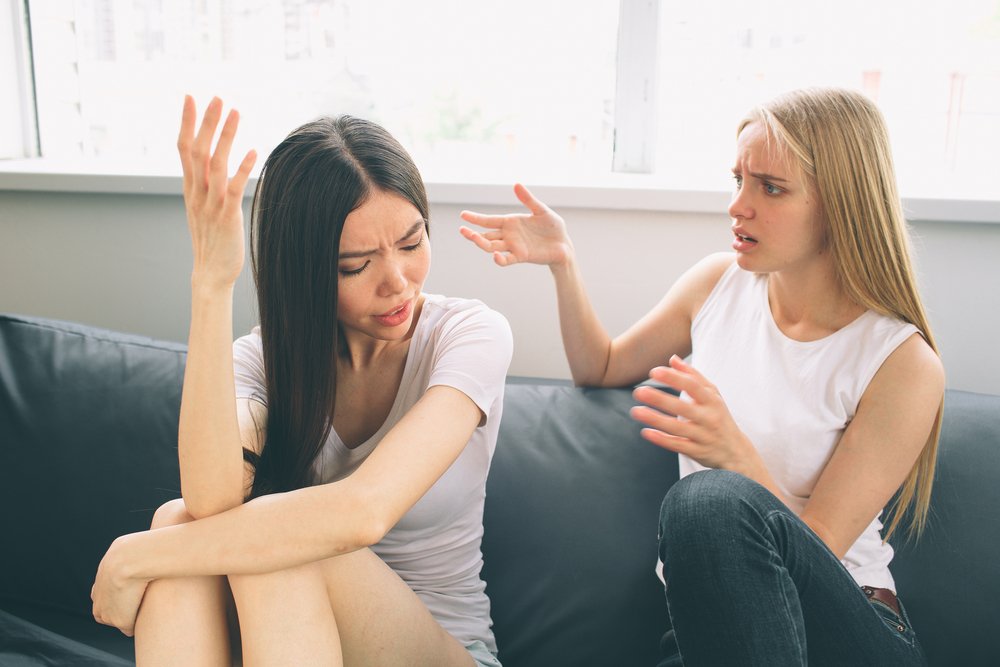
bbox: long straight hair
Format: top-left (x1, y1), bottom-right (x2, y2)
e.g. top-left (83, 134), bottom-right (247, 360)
top-left (738, 88), bottom-right (943, 539)
top-left (245, 116), bottom-right (428, 498)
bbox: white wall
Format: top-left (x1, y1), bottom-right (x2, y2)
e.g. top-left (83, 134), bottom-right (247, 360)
top-left (1, 189), bottom-right (998, 394)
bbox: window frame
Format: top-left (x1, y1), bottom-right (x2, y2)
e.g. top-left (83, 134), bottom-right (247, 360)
top-left (3, 0), bottom-right (997, 224)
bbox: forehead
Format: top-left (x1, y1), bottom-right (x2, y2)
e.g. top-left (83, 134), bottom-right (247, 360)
top-left (341, 190), bottom-right (423, 247)
top-left (734, 122), bottom-right (796, 174)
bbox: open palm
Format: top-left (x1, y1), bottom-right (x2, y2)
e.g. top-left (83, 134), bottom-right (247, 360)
top-left (459, 183), bottom-right (573, 267)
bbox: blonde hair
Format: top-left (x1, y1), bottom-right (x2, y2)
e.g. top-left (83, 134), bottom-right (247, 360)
top-left (738, 87), bottom-right (942, 540)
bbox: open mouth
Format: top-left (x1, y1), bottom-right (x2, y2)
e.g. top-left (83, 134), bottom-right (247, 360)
top-left (735, 233), bottom-right (757, 243)
top-left (379, 303), bottom-right (407, 318)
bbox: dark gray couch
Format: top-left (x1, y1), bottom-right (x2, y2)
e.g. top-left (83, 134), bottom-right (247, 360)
top-left (1, 313), bottom-right (997, 666)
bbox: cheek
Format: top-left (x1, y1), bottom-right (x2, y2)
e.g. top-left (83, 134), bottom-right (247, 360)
top-left (336, 281), bottom-right (364, 319)
top-left (410, 246), bottom-right (431, 282)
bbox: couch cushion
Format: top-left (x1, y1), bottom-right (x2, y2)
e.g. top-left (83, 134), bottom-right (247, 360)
top-left (889, 389), bottom-right (1000, 666)
top-left (0, 314), bottom-right (184, 619)
top-left (482, 381), bottom-right (678, 667)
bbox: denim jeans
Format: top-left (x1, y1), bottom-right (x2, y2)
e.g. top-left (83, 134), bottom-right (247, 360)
top-left (656, 469), bottom-right (927, 667)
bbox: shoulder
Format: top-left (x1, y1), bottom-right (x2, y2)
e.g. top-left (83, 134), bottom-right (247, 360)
top-left (866, 332), bottom-right (944, 407)
top-left (420, 294), bottom-right (512, 341)
top-left (232, 326), bottom-right (265, 372)
top-left (673, 252), bottom-right (739, 316)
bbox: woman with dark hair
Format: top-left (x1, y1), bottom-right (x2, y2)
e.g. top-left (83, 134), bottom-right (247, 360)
top-left (460, 88), bottom-right (942, 665)
top-left (91, 97), bottom-right (511, 667)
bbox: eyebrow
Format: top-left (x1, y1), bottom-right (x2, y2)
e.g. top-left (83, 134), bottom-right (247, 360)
top-left (339, 219), bottom-right (426, 259)
top-left (734, 168), bottom-right (790, 184)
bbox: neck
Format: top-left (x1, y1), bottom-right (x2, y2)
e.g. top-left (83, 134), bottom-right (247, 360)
top-left (338, 295), bottom-right (424, 370)
top-left (766, 259), bottom-right (864, 341)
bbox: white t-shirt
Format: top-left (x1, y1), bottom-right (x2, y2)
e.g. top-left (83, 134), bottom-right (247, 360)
top-left (232, 293), bottom-right (513, 650)
top-left (681, 261), bottom-right (918, 591)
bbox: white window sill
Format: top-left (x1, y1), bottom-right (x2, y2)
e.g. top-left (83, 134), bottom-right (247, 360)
top-left (1, 159), bottom-right (998, 224)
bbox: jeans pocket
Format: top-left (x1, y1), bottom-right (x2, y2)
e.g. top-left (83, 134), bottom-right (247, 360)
top-left (870, 598), bottom-right (916, 646)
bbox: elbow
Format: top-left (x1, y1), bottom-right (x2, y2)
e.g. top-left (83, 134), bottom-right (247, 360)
top-left (570, 369), bottom-right (607, 388)
top-left (354, 500), bottom-right (394, 549)
top-left (181, 490), bottom-right (244, 520)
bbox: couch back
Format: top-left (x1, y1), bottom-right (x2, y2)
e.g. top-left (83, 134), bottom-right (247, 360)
top-left (1, 313), bottom-right (998, 666)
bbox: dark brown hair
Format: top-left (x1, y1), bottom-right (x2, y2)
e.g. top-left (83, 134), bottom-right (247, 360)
top-left (245, 116), bottom-right (428, 498)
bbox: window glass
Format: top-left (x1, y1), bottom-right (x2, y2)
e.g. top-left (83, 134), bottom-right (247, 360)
top-left (29, 0), bottom-right (620, 182)
top-left (654, 0), bottom-right (1000, 199)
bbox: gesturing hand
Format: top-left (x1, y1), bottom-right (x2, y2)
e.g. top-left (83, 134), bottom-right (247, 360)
top-left (630, 355), bottom-right (756, 472)
top-left (177, 96), bottom-right (258, 291)
top-left (459, 183), bottom-right (574, 268)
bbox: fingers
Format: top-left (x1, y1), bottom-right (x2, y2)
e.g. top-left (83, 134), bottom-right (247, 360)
top-left (513, 183), bottom-right (548, 215)
top-left (639, 427), bottom-right (693, 454)
top-left (177, 95), bottom-right (196, 184)
top-left (190, 97), bottom-right (223, 187)
top-left (629, 405), bottom-right (695, 453)
top-left (458, 226), bottom-right (518, 267)
top-left (226, 148), bottom-right (258, 201)
top-left (209, 108), bottom-right (240, 194)
top-left (459, 210), bottom-right (505, 229)
top-left (458, 225), bottom-right (494, 252)
top-left (648, 356), bottom-right (720, 404)
top-left (494, 251), bottom-right (518, 267)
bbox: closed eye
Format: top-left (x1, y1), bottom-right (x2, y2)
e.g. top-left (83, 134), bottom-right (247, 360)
top-left (340, 261), bottom-right (369, 276)
top-left (402, 236), bottom-right (424, 252)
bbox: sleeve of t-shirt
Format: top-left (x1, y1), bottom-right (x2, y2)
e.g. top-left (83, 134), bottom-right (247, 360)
top-left (427, 303), bottom-right (513, 425)
top-left (232, 328), bottom-right (268, 407)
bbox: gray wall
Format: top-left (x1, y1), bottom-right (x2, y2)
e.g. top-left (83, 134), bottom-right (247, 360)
top-left (1, 189), bottom-right (998, 394)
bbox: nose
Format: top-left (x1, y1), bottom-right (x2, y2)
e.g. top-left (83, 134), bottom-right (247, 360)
top-left (727, 184), bottom-right (753, 221)
top-left (378, 261), bottom-right (407, 297)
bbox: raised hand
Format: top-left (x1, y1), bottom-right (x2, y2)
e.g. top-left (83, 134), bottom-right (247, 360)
top-left (630, 355), bottom-right (757, 472)
top-left (177, 96), bottom-right (257, 291)
top-left (459, 183), bottom-right (574, 268)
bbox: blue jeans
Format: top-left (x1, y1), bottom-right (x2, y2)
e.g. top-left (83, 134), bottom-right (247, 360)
top-left (656, 470), bottom-right (927, 667)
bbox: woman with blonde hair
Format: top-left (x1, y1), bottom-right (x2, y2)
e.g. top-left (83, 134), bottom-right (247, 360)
top-left (460, 87), bottom-right (941, 665)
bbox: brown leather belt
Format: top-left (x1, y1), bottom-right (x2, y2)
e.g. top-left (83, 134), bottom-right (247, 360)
top-left (861, 585), bottom-right (901, 617)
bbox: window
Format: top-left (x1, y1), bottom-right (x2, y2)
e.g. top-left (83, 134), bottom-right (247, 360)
top-left (26, 0), bottom-right (620, 182)
top-left (651, 0), bottom-right (1000, 199)
top-left (16, 0), bottom-right (1000, 201)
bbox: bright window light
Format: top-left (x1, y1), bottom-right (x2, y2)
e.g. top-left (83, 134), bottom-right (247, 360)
top-left (22, 0), bottom-right (1000, 201)
top-left (652, 0), bottom-right (1000, 199)
top-left (28, 0), bottom-right (620, 182)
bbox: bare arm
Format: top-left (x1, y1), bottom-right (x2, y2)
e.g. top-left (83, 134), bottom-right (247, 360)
top-left (93, 385), bottom-right (482, 633)
top-left (460, 184), bottom-right (731, 387)
top-left (633, 334), bottom-right (944, 558)
top-left (176, 96), bottom-right (258, 517)
top-left (798, 334), bottom-right (944, 557)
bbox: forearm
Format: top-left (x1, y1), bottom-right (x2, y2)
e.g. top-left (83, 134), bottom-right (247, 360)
top-left (177, 279), bottom-right (245, 517)
top-left (550, 257), bottom-right (615, 386)
top-left (119, 482), bottom-right (374, 582)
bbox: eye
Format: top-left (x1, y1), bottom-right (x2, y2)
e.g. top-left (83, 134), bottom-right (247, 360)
top-left (732, 174), bottom-right (743, 190)
top-left (339, 261), bottom-right (369, 277)
top-left (764, 182), bottom-right (784, 195)
top-left (402, 234), bottom-right (424, 252)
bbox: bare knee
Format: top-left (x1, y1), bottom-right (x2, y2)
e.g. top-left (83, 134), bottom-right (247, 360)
top-left (150, 497), bottom-right (197, 529)
top-left (228, 560), bottom-right (326, 599)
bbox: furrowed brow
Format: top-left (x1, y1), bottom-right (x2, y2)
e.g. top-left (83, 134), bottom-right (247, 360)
top-left (748, 171), bottom-right (790, 183)
top-left (339, 219), bottom-right (426, 259)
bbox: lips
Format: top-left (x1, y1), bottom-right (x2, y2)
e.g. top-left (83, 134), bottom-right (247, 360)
top-left (732, 228), bottom-right (758, 252)
top-left (374, 299), bottom-right (412, 327)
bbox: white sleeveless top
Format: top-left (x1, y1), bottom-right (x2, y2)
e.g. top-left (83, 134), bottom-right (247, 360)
top-left (682, 261), bottom-right (918, 590)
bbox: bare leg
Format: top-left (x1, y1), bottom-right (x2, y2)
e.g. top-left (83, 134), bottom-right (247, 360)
top-left (134, 499), bottom-right (233, 667)
top-left (230, 548), bottom-right (474, 667)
